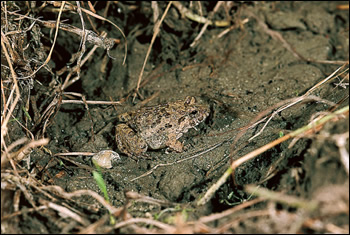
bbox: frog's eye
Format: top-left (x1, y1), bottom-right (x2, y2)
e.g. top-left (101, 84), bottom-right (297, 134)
top-left (184, 96), bottom-right (196, 105)
top-left (190, 110), bottom-right (198, 115)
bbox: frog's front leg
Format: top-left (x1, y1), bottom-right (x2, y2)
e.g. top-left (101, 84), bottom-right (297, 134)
top-left (115, 124), bottom-right (148, 160)
top-left (166, 133), bottom-right (184, 153)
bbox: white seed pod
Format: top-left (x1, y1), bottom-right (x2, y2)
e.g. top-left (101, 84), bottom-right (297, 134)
top-left (92, 150), bottom-right (120, 169)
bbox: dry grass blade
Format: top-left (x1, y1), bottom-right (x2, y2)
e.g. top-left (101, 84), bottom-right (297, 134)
top-left (190, 1), bottom-right (224, 47)
top-left (10, 1), bottom-right (65, 81)
top-left (11, 138), bottom-right (49, 162)
top-left (134, 1), bottom-right (173, 100)
top-left (0, 33), bottom-right (20, 143)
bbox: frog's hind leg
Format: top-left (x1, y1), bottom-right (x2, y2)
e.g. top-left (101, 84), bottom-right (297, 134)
top-left (115, 124), bottom-right (148, 160)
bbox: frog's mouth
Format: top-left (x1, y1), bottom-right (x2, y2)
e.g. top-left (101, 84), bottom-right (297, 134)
top-left (189, 117), bottom-right (208, 128)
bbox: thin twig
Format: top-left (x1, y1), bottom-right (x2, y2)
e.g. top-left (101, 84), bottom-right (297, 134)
top-left (198, 198), bottom-right (264, 223)
top-left (190, 1), bottom-right (224, 47)
top-left (41, 199), bottom-right (90, 226)
top-left (41, 185), bottom-right (122, 215)
top-left (245, 185), bottom-right (318, 211)
top-left (332, 132), bottom-right (349, 175)
top-left (172, 1), bottom-right (230, 27)
top-left (130, 140), bottom-right (227, 182)
top-left (113, 218), bottom-right (174, 231)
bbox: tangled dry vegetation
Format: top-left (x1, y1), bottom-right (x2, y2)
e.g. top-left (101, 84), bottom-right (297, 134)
top-left (1, 1), bottom-right (349, 234)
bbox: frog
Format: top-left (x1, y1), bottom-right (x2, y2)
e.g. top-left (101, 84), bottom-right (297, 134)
top-left (115, 96), bottom-right (209, 160)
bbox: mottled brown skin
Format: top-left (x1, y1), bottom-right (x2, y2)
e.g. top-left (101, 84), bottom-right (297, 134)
top-left (115, 96), bottom-right (209, 159)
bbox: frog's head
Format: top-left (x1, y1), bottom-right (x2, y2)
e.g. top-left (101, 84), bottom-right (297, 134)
top-left (182, 96), bottom-right (210, 127)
